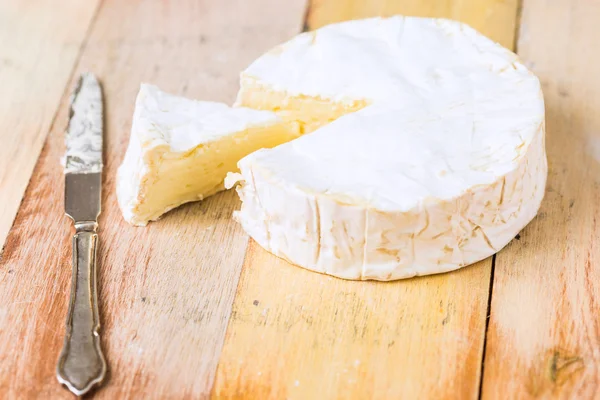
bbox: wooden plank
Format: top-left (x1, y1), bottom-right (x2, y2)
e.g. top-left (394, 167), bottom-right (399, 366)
top-left (481, 0), bottom-right (600, 398)
top-left (214, 247), bottom-right (491, 399)
top-left (0, 0), bottom-right (101, 250)
top-left (0, 0), bottom-right (306, 398)
top-left (212, 1), bottom-right (521, 399)
top-left (306, 0), bottom-right (519, 48)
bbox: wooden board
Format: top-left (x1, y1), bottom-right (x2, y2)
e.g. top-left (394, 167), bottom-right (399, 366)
top-left (481, 0), bottom-right (600, 398)
top-left (0, 0), bottom-right (101, 249)
top-left (0, 0), bottom-right (305, 398)
top-left (2, 0), bottom-right (599, 398)
top-left (212, 1), bottom-right (520, 399)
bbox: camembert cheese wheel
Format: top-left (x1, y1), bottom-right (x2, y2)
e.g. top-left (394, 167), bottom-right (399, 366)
top-left (226, 16), bottom-right (547, 280)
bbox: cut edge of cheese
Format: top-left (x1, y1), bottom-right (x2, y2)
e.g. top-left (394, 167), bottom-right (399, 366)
top-left (116, 84), bottom-right (300, 226)
top-left (235, 75), bottom-right (369, 134)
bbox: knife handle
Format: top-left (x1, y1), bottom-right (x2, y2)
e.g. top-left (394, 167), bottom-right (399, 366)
top-left (57, 222), bottom-right (107, 396)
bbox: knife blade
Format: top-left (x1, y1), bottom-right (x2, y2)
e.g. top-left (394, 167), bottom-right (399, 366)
top-left (57, 73), bottom-right (107, 396)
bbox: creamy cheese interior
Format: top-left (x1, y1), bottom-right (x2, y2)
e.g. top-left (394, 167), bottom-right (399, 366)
top-left (236, 77), bottom-right (368, 134)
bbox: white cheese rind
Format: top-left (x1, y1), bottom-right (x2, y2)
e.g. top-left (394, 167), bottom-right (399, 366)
top-left (242, 16), bottom-right (522, 104)
top-left (228, 16), bottom-right (547, 280)
top-left (231, 123), bottom-right (546, 280)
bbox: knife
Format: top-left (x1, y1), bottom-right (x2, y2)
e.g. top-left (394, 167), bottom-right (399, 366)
top-left (56, 73), bottom-right (107, 396)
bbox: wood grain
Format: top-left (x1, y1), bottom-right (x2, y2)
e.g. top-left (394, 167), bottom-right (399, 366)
top-left (212, 1), bottom-right (521, 399)
top-left (0, 0), bottom-right (101, 250)
top-left (481, 0), bottom-right (600, 398)
top-left (0, 0), bottom-right (305, 398)
top-left (306, 0), bottom-right (520, 48)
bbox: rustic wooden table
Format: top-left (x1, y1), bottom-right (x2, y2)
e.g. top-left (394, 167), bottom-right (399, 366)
top-left (0, 0), bottom-right (598, 398)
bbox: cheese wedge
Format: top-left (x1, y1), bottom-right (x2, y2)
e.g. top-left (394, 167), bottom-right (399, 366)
top-left (117, 84), bottom-right (299, 226)
top-left (226, 16), bottom-right (547, 280)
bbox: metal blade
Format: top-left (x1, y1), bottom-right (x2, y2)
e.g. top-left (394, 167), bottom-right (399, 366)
top-left (64, 73), bottom-right (103, 223)
top-left (65, 73), bottom-right (103, 175)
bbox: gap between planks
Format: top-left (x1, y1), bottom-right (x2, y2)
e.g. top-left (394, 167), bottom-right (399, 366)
top-left (478, 254), bottom-right (497, 399)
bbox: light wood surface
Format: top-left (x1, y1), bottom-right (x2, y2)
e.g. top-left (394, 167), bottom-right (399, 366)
top-left (306, 0), bottom-right (520, 49)
top-left (0, 0), bottom-right (305, 398)
top-left (481, 0), bottom-right (600, 398)
top-left (0, 0), bottom-right (101, 249)
top-left (1, 0), bottom-right (599, 399)
top-left (212, 1), bottom-right (520, 399)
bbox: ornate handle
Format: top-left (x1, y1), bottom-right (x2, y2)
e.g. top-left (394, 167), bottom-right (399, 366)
top-left (57, 225), bottom-right (107, 396)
